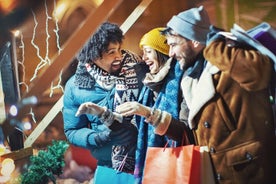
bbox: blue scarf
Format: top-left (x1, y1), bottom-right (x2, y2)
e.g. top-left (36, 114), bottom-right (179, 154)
top-left (134, 59), bottom-right (184, 183)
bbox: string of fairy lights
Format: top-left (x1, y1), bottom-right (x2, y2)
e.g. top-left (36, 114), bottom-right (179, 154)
top-left (1, 0), bottom-right (65, 182)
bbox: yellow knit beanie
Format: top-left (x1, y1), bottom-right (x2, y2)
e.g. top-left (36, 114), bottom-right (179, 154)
top-left (139, 27), bottom-right (169, 56)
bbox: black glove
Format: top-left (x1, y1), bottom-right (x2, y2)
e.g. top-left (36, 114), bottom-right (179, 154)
top-left (93, 131), bottom-right (111, 147)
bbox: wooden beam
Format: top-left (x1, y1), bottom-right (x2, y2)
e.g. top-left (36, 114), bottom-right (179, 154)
top-left (24, 96), bottom-right (63, 148)
top-left (0, 147), bottom-right (33, 162)
top-left (0, 71), bottom-right (5, 123)
top-left (120, 0), bottom-right (153, 34)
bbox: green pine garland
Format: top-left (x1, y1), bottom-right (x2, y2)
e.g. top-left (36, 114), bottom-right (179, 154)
top-left (19, 140), bottom-right (69, 184)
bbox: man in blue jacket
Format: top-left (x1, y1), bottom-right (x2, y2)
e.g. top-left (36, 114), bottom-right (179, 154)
top-left (62, 22), bottom-right (145, 181)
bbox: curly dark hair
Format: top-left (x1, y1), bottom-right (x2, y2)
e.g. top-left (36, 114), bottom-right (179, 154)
top-left (77, 22), bottom-right (124, 64)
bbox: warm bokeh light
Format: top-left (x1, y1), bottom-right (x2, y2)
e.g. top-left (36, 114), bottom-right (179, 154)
top-left (13, 30), bottom-right (21, 37)
top-left (9, 105), bottom-right (18, 117)
top-left (0, 176), bottom-right (10, 183)
top-left (53, 2), bottom-right (67, 20)
top-left (94, 0), bottom-right (104, 6)
top-left (1, 158), bottom-right (15, 176)
top-left (0, 145), bottom-right (5, 156)
top-left (0, 0), bottom-right (18, 15)
top-left (23, 121), bottom-right (32, 130)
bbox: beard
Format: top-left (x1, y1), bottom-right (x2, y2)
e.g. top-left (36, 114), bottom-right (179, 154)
top-left (110, 69), bottom-right (121, 76)
top-left (109, 61), bottom-right (123, 76)
top-left (178, 47), bottom-right (197, 70)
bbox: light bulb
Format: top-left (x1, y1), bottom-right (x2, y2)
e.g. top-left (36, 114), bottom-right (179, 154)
top-left (1, 158), bottom-right (15, 176)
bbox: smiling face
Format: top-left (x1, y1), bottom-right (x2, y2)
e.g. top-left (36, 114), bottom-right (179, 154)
top-left (93, 42), bottom-right (122, 74)
top-left (165, 31), bottom-right (205, 70)
top-left (166, 34), bottom-right (195, 69)
top-left (142, 46), bottom-right (160, 74)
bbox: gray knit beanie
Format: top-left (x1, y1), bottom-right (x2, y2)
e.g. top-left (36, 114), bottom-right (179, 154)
top-left (167, 6), bottom-right (211, 44)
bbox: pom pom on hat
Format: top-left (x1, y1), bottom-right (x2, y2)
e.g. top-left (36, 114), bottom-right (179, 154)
top-left (139, 27), bottom-right (169, 55)
top-left (167, 6), bottom-right (211, 44)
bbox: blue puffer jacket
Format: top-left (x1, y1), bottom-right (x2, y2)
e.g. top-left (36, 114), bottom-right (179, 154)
top-left (63, 50), bottom-right (144, 171)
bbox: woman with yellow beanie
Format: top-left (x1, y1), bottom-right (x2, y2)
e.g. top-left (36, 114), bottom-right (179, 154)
top-left (116, 27), bottom-right (194, 183)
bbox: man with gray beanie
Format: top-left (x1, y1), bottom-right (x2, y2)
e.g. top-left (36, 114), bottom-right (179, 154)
top-left (132, 5), bottom-right (276, 184)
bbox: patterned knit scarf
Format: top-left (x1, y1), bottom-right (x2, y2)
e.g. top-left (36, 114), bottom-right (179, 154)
top-left (85, 50), bottom-right (141, 111)
top-left (85, 63), bottom-right (116, 90)
top-left (113, 52), bottom-right (140, 109)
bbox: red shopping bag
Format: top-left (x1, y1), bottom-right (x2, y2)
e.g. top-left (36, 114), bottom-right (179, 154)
top-left (142, 144), bottom-right (201, 184)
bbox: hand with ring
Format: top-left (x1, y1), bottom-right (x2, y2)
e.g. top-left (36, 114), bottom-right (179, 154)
top-left (116, 102), bottom-right (151, 118)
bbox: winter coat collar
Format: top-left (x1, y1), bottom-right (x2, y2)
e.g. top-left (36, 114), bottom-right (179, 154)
top-left (182, 61), bottom-right (220, 129)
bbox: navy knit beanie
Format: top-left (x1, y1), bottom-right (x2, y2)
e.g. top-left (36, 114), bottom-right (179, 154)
top-left (167, 6), bottom-right (211, 44)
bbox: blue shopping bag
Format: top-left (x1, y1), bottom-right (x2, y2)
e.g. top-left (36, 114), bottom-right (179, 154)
top-left (93, 165), bottom-right (135, 184)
